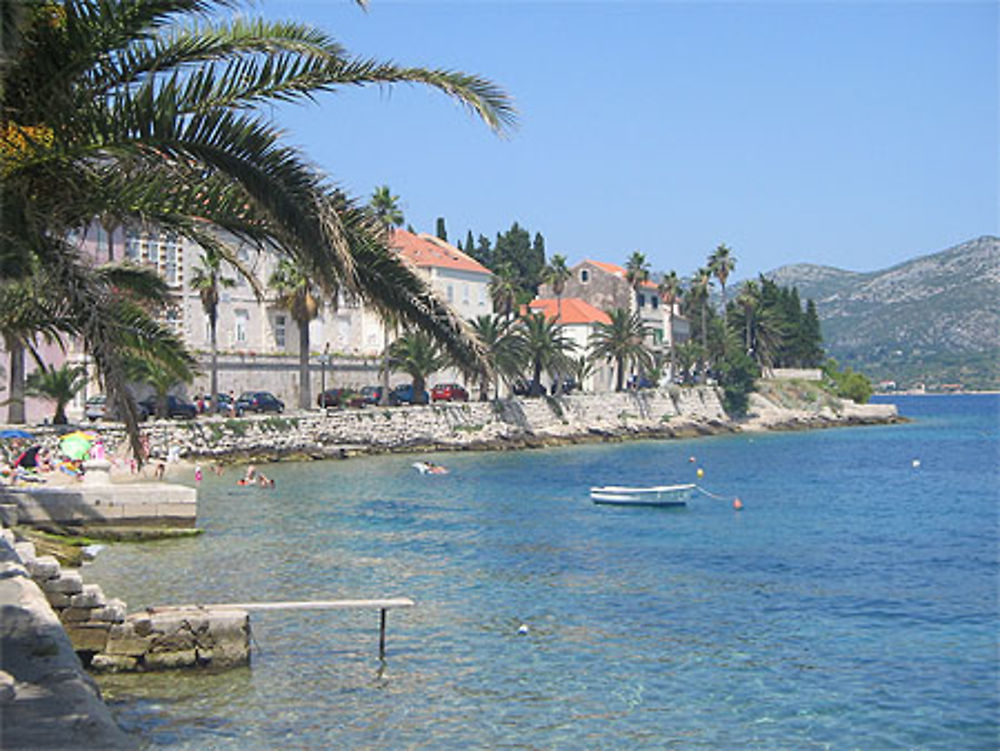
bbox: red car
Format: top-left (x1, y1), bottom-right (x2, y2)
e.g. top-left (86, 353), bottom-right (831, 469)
top-left (431, 383), bottom-right (469, 402)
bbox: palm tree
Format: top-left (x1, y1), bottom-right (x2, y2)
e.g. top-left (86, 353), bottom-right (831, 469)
top-left (2, 0), bottom-right (514, 450)
top-left (269, 259), bottom-right (324, 410)
top-left (673, 341), bottom-right (704, 386)
top-left (589, 308), bottom-right (654, 392)
top-left (690, 267), bottom-right (713, 382)
top-left (516, 312), bottom-right (576, 396)
top-left (469, 314), bottom-right (525, 400)
top-left (709, 244), bottom-right (736, 327)
top-left (388, 330), bottom-right (448, 406)
top-left (370, 186), bottom-right (405, 229)
top-left (734, 280), bottom-right (759, 353)
top-left (25, 363), bottom-right (87, 425)
top-left (369, 186), bottom-right (405, 406)
top-left (191, 250), bottom-right (236, 407)
top-left (489, 263), bottom-right (520, 322)
top-left (657, 270), bottom-right (682, 380)
top-left (542, 254), bottom-right (572, 319)
top-left (625, 251), bottom-right (650, 300)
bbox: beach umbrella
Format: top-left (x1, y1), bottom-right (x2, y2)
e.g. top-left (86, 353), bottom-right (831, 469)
top-left (0, 429), bottom-right (34, 440)
top-left (59, 432), bottom-right (94, 460)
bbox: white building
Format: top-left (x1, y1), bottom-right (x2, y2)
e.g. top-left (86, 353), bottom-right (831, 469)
top-left (526, 297), bottom-right (615, 392)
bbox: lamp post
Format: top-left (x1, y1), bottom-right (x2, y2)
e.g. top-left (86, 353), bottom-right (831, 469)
top-left (319, 343), bottom-right (330, 407)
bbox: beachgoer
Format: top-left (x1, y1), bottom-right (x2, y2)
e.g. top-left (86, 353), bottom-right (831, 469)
top-left (244, 464), bottom-right (257, 483)
top-left (257, 474), bottom-right (274, 487)
top-left (229, 390), bottom-right (237, 417)
top-left (194, 464), bottom-right (203, 484)
top-left (154, 461), bottom-right (165, 480)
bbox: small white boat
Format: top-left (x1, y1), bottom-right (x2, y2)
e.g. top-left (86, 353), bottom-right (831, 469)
top-left (590, 483), bottom-right (695, 507)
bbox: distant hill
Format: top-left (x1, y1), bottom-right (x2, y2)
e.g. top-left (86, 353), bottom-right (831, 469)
top-left (763, 236), bottom-right (1000, 390)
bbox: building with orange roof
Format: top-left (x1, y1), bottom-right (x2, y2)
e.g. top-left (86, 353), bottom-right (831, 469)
top-left (526, 297), bottom-right (616, 391)
top-left (537, 259), bottom-right (689, 381)
top-left (389, 229), bottom-right (493, 322)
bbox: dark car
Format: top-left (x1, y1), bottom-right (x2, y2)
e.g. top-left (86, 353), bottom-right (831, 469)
top-left (236, 391), bottom-right (284, 414)
top-left (139, 394), bottom-right (198, 420)
top-left (550, 377), bottom-right (578, 395)
top-left (627, 374), bottom-right (657, 390)
top-left (317, 388), bottom-right (363, 409)
top-left (359, 385), bottom-right (384, 406)
top-left (391, 383), bottom-right (429, 405)
top-left (431, 383), bottom-right (469, 402)
top-left (85, 395), bottom-right (150, 422)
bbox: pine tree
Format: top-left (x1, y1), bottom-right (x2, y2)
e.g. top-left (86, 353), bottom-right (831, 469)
top-left (435, 217), bottom-right (448, 242)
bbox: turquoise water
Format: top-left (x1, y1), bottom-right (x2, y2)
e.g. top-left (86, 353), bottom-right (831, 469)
top-left (88, 395), bottom-right (1000, 749)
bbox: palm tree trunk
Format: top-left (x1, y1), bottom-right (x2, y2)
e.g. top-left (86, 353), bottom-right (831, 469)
top-left (700, 304), bottom-right (708, 383)
top-left (616, 356), bottom-right (625, 392)
top-left (379, 322), bottom-right (392, 406)
top-left (209, 308), bottom-right (219, 408)
top-left (667, 308), bottom-right (675, 381)
top-left (5, 337), bottom-right (26, 424)
top-left (298, 318), bottom-right (311, 410)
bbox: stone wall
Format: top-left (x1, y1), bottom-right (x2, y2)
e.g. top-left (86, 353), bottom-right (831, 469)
top-left (129, 386), bottom-right (730, 460)
top-left (0, 530), bottom-right (135, 749)
top-left (1, 532), bottom-right (249, 674)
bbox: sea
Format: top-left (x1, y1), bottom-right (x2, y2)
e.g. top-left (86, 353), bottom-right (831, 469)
top-left (87, 394), bottom-right (1000, 750)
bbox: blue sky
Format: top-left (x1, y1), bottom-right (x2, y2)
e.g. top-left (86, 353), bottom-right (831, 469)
top-left (263, 1), bottom-right (997, 280)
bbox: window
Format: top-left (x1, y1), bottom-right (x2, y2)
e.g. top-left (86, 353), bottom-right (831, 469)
top-left (235, 248), bottom-right (250, 287)
top-left (479, 285), bottom-right (486, 306)
top-left (125, 230), bottom-right (141, 261)
top-left (165, 306), bottom-right (182, 335)
top-left (235, 309), bottom-right (249, 344)
top-left (447, 284), bottom-right (454, 302)
top-left (274, 314), bottom-right (286, 349)
top-left (462, 284), bottom-right (469, 305)
top-left (651, 296), bottom-right (659, 310)
top-left (580, 269), bottom-right (590, 284)
top-left (637, 293), bottom-right (645, 308)
top-left (163, 235), bottom-right (178, 284)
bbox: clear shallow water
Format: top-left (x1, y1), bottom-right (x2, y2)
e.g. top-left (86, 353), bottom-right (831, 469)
top-left (88, 395), bottom-right (1000, 749)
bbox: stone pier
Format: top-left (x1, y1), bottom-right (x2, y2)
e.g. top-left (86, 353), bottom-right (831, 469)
top-left (1, 533), bottom-right (249, 675)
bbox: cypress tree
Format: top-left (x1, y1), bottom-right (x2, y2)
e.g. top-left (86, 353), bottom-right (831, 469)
top-left (435, 217), bottom-right (448, 242)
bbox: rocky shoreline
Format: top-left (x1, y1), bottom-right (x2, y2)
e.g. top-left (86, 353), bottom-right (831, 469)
top-left (16, 385), bottom-right (900, 466)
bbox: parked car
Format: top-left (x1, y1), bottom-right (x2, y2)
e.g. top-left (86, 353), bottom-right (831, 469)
top-left (627, 375), bottom-right (657, 390)
top-left (359, 385), bottom-right (384, 406)
top-left (391, 383), bottom-right (429, 405)
top-left (550, 377), bottom-right (578, 395)
top-left (139, 394), bottom-right (198, 420)
top-left (317, 388), bottom-right (363, 409)
top-left (431, 383), bottom-right (469, 402)
top-left (236, 391), bottom-right (284, 414)
top-left (85, 395), bottom-right (150, 422)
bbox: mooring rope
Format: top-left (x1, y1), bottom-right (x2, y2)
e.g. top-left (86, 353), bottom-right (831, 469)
top-left (695, 484), bottom-right (743, 510)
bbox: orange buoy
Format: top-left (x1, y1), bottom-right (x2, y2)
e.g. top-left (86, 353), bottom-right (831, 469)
top-left (733, 498), bottom-right (743, 511)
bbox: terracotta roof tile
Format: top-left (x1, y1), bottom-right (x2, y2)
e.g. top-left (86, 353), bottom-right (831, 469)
top-left (390, 229), bottom-right (491, 275)
top-left (528, 297), bottom-right (611, 325)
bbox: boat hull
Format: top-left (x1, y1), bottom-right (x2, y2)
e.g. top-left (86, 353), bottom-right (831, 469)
top-left (589, 483), bottom-right (695, 508)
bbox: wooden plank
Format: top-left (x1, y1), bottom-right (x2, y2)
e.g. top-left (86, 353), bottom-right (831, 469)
top-left (151, 598), bottom-right (414, 613)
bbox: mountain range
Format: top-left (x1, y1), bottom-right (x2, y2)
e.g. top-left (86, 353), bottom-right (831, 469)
top-left (762, 235), bottom-right (999, 390)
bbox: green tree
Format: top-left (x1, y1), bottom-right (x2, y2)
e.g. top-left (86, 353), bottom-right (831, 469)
top-left (657, 270), bottom-right (682, 378)
top-left (708, 243), bottom-right (736, 327)
top-left (589, 308), bottom-right (654, 392)
top-left (516, 312), bottom-right (576, 396)
top-left (469, 314), bottom-right (525, 400)
top-left (369, 186), bottom-right (405, 405)
top-left (191, 247), bottom-right (261, 405)
top-left (25, 363), bottom-right (87, 425)
top-left (2, 0), bottom-right (514, 449)
top-left (269, 259), bottom-right (324, 410)
top-left (542, 254), bottom-right (572, 320)
top-left (493, 223), bottom-right (541, 303)
top-left (718, 347), bottom-right (760, 417)
top-left (435, 217), bottom-right (448, 242)
top-left (371, 186), bottom-right (404, 229)
top-left (823, 358), bottom-right (872, 404)
top-left (625, 251), bottom-right (650, 292)
top-left (489, 263), bottom-right (519, 322)
top-left (673, 341), bottom-right (704, 386)
top-left (389, 330), bottom-right (448, 405)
